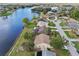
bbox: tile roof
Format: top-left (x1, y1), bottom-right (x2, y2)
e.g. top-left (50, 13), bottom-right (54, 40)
top-left (34, 34), bottom-right (50, 45)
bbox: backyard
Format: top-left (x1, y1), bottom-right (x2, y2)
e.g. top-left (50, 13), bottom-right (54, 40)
top-left (9, 18), bottom-right (37, 56)
top-left (9, 28), bottom-right (35, 56)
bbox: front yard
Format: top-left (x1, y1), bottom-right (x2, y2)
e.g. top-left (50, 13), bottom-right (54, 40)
top-left (50, 31), bottom-right (70, 56)
top-left (55, 49), bottom-right (70, 56)
top-left (48, 21), bottom-right (55, 27)
top-left (73, 42), bottom-right (79, 51)
top-left (60, 21), bottom-right (67, 27)
top-left (65, 31), bottom-right (79, 39)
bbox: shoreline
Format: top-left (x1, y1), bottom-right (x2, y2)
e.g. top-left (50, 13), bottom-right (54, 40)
top-left (5, 28), bottom-right (24, 56)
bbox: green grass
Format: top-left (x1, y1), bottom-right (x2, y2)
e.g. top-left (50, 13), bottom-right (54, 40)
top-left (60, 21), bottom-right (67, 27)
top-left (73, 42), bottom-right (79, 51)
top-left (65, 31), bottom-right (79, 38)
top-left (9, 28), bottom-right (35, 56)
top-left (10, 50), bottom-right (35, 56)
top-left (0, 12), bottom-right (12, 16)
top-left (27, 22), bottom-right (36, 29)
top-left (55, 49), bottom-right (70, 56)
top-left (50, 31), bottom-right (70, 56)
top-left (51, 28), bottom-right (57, 31)
top-left (62, 28), bottom-right (70, 30)
top-left (48, 21), bottom-right (55, 27)
top-left (50, 31), bottom-right (61, 38)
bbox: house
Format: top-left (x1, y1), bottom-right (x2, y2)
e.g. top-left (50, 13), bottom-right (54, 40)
top-left (51, 7), bottom-right (59, 13)
top-left (37, 21), bottom-right (48, 27)
top-left (34, 26), bottom-right (46, 34)
top-left (47, 11), bottom-right (55, 15)
top-left (0, 5), bottom-right (4, 13)
top-left (37, 26), bottom-right (46, 33)
top-left (47, 11), bottom-right (55, 16)
top-left (67, 19), bottom-right (79, 35)
top-left (34, 34), bottom-right (51, 50)
top-left (62, 5), bottom-right (73, 14)
top-left (59, 16), bottom-right (69, 20)
top-left (62, 5), bottom-right (73, 11)
top-left (51, 7), bottom-right (61, 14)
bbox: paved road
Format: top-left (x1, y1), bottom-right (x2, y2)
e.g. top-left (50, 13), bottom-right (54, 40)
top-left (48, 16), bottom-right (79, 56)
top-left (70, 39), bottom-right (79, 42)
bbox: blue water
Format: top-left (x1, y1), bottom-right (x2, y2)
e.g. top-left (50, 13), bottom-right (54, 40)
top-left (0, 8), bottom-right (38, 55)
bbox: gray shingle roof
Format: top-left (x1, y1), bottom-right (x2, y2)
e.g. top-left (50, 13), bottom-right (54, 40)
top-left (68, 22), bottom-right (79, 29)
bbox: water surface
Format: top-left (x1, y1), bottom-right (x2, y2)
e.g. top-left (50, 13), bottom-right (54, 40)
top-left (0, 8), bottom-right (38, 55)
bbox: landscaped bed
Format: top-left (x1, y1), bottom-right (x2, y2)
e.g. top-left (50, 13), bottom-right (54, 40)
top-left (48, 21), bottom-right (55, 27)
top-left (64, 31), bottom-right (79, 38)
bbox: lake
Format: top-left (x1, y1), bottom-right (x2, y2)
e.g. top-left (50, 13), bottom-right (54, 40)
top-left (0, 7), bottom-right (38, 55)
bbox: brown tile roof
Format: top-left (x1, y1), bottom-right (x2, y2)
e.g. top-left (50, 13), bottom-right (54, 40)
top-left (34, 34), bottom-right (50, 45)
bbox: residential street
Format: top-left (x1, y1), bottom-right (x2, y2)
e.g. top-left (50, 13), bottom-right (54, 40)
top-left (48, 16), bottom-right (79, 56)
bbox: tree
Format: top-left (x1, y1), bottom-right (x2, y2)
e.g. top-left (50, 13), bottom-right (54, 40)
top-left (50, 35), bottom-right (64, 49)
top-left (43, 9), bottom-right (48, 14)
top-left (27, 21), bottom-right (36, 28)
top-left (24, 32), bottom-right (34, 40)
top-left (22, 18), bottom-right (29, 24)
top-left (21, 41), bottom-right (34, 51)
top-left (70, 8), bottom-right (79, 21)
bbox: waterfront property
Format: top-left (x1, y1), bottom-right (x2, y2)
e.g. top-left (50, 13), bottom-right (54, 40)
top-left (1, 4), bottom-right (79, 56)
top-left (37, 20), bottom-right (48, 27)
top-left (34, 33), bottom-right (51, 50)
top-left (0, 6), bottom-right (38, 55)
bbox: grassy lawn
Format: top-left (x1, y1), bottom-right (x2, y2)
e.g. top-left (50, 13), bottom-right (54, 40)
top-left (55, 49), bottom-right (70, 56)
top-left (65, 31), bottom-right (79, 38)
top-left (50, 31), bottom-right (60, 38)
top-left (0, 11), bottom-right (12, 16)
top-left (27, 23), bottom-right (36, 30)
top-left (60, 21), bottom-right (67, 27)
top-left (50, 31), bottom-right (70, 56)
top-left (73, 42), bottom-right (79, 51)
top-left (62, 28), bottom-right (71, 30)
top-left (51, 28), bottom-right (57, 31)
top-left (48, 21), bottom-right (55, 27)
top-left (9, 28), bottom-right (35, 56)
